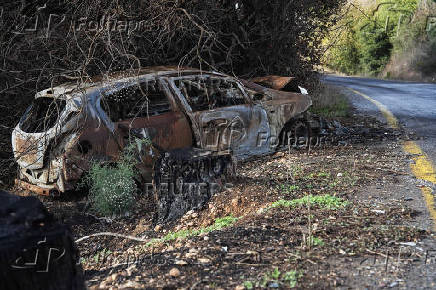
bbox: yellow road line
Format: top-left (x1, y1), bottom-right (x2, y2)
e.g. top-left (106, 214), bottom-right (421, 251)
top-left (346, 87), bottom-right (436, 230)
top-left (348, 88), bottom-right (399, 129)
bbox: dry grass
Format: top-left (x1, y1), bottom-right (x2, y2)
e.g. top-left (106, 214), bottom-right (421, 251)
top-left (310, 84), bottom-right (350, 118)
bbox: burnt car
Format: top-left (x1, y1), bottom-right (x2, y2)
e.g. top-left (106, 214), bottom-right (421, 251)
top-left (12, 67), bottom-right (312, 199)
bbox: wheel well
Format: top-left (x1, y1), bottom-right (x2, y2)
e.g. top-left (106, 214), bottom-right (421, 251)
top-left (278, 117), bottom-right (311, 146)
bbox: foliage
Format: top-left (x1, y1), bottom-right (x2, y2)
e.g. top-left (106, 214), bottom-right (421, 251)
top-left (277, 183), bottom-right (301, 195)
top-left (309, 236), bottom-right (325, 247)
top-left (243, 281), bottom-right (254, 289)
top-left (146, 216), bottom-right (238, 247)
top-left (358, 22), bottom-right (393, 75)
top-left (324, 0), bottom-right (419, 76)
top-left (258, 268), bottom-right (303, 288)
top-left (282, 270), bottom-right (302, 288)
top-left (270, 194), bottom-right (349, 210)
top-left (84, 141), bottom-right (142, 216)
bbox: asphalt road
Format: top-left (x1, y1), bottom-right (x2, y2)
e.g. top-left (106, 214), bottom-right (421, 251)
top-left (323, 75), bottom-right (436, 288)
top-left (323, 75), bottom-right (436, 169)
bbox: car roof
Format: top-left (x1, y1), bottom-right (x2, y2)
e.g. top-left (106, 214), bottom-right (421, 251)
top-left (35, 66), bottom-right (229, 100)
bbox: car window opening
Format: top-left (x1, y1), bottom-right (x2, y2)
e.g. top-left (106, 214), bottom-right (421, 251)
top-left (20, 97), bottom-right (67, 133)
top-left (101, 82), bottom-right (171, 122)
top-left (175, 77), bottom-right (246, 112)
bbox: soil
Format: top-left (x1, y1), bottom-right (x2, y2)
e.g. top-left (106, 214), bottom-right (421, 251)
top-left (8, 111), bottom-right (436, 289)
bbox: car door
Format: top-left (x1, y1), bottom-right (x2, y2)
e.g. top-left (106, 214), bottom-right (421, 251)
top-left (98, 77), bottom-right (193, 180)
top-left (167, 75), bottom-right (272, 159)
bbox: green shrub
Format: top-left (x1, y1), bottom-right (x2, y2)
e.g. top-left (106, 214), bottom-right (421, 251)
top-left (85, 142), bottom-right (141, 216)
top-left (270, 194), bottom-right (348, 210)
top-left (358, 22), bottom-right (393, 75)
top-left (146, 215), bottom-right (238, 247)
top-left (324, 0), bottom-right (419, 76)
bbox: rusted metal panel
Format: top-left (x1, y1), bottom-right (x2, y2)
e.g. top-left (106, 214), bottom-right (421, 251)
top-left (15, 179), bottom-right (59, 196)
top-left (250, 75), bottom-right (295, 91)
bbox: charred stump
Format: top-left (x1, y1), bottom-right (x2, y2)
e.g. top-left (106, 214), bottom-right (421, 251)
top-left (153, 149), bottom-right (235, 224)
top-left (0, 190), bottom-right (84, 290)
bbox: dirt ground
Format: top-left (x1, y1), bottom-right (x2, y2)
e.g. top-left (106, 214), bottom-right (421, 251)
top-left (11, 110), bottom-right (434, 289)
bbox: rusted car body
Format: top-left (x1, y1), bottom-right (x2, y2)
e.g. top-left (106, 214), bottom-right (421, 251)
top-left (12, 66), bottom-right (312, 196)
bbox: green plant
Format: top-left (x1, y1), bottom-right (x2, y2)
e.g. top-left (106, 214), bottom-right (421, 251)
top-left (283, 271), bottom-right (303, 288)
top-left (146, 215), bottom-right (238, 247)
top-left (317, 172), bottom-right (330, 178)
top-left (311, 237), bottom-right (325, 247)
top-left (93, 248), bottom-right (112, 264)
top-left (83, 139), bottom-right (151, 216)
top-left (258, 268), bottom-right (302, 288)
top-left (358, 22), bottom-right (393, 75)
top-left (271, 268), bottom-right (281, 280)
top-left (311, 85), bottom-right (350, 118)
top-left (270, 194), bottom-right (349, 210)
top-left (324, 0), bottom-right (419, 76)
top-left (278, 183), bottom-right (301, 195)
top-left (243, 281), bottom-right (254, 289)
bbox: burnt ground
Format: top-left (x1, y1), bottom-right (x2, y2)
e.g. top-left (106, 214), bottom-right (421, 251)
top-left (9, 111), bottom-right (436, 289)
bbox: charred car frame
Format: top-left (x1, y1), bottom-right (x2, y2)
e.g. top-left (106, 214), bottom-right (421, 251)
top-left (12, 67), bottom-right (312, 198)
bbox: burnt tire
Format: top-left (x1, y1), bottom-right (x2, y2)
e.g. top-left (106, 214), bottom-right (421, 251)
top-left (281, 119), bottom-right (312, 150)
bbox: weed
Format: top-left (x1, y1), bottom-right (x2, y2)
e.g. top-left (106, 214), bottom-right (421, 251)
top-left (283, 271), bottom-right (303, 288)
top-left (305, 171), bottom-right (331, 180)
top-left (270, 194), bottom-right (348, 210)
top-left (304, 236), bottom-right (325, 247)
top-left (286, 165), bottom-right (303, 183)
top-left (271, 267), bottom-right (281, 280)
top-left (146, 216), bottom-right (238, 247)
top-left (93, 248), bottom-right (112, 264)
top-left (317, 172), bottom-right (330, 178)
top-left (82, 138), bottom-right (151, 216)
top-left (258, 268), bottom-right (302, 288)
top-left (243, 281), bottom-right (254, 289)
top-left (278, 183), bottom-right (301, 195)
top-left (310, 85), bottom-right (350, 118)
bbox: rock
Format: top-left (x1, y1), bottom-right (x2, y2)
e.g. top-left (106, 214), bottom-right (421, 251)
top-left (175, 259), bottom-right (188, 265)
top-left (119, 281), bottom-right (142, 289)
top-left (105, 275), bottom-right (113, 283)
top-left (127, 265), bottom-right (137, 276)
top-left (203, 235), bottom-right (209, 241)
top-left (231, 197), bottom-right (240, 207)
top-left (389, 281), bottom-right (399, 288)
top-left (99, 281), bottom-right (107, 289)
top-left (185, 252), bottom-right (197, 259)
top-left (111, 273), bottom-right (119, 282)
top-left (154, 225), bottom-right (162, 232)
top-left (198, 258), bottom-right (211, 264)
top-left (337, 173), bottom-right (343, 177)
top-left (169, 267), bottom-right (181, 277)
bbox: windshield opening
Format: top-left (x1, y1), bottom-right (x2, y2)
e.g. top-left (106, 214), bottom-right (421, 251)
top-left (20, 97), bottom-right (67, 133)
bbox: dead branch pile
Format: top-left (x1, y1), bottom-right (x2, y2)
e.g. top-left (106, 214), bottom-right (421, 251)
top-left (0, 0), bottom-right (344, 184)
